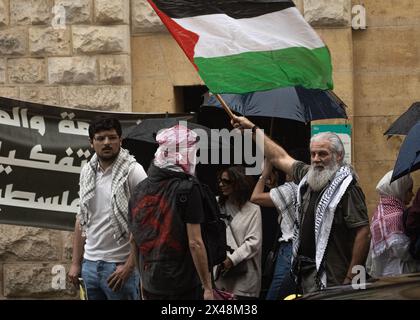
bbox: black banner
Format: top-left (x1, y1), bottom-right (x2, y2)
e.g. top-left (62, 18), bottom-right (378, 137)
top-left (0, 97), bottom-right (189, 231)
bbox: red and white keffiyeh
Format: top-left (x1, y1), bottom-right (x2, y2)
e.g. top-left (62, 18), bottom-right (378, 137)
top-left (371, 195), bottom-right (406, 257)
top-left (370, 170), bottom-right (413, 257)
top-left (153, 124), bottom-right (198, 175)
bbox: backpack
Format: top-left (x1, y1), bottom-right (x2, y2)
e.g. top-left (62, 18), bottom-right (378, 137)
top-left (176, 177), bottom-right (227, 270)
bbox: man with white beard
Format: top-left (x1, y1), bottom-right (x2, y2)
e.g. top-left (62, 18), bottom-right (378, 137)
top-left (232, 116), bottom-right (370, 294)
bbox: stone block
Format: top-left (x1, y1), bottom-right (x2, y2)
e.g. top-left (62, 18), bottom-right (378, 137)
top-left (0, 86), bottom-right (19, 98)
top-left (354, 26), bottom-right (420, 72)
top-left (363, 0), bottom-right (420, 27)
top-left (353, 71), bottom-right (420, 117)
top-left (48, 56), bottom-right (97, 84)
top-left (72, 25), bottom-right (129, 54)
top-left (132, 78), bottom-right (175, 113)
top-left (0, 225), bottom-right (61, 261)
top-left (10, 0), bottom-right (52, 25)
top-left (131, 0), bottom-right (166, 34)
top-left (293, 0), bottom-right (303, 13)
top-left (54, 0), bottom-right (91, 24)
top-left (354, 160), bottom-right (397, 214)
top-left (20, 86), bottom-right (60, 105)
top-left (353, 116), bottom-right (404, 163)
top-left (62, 231), bottom-right (73, 261)
top-left (3, 263), bottom-right (77, 298)
top-left (98, 54), bottom-right (130, 84)
top-left (0, 0), bottom-right (9, 26)
top-left (131, 35), bottom-right (167, 79)
top-left (332, 71), bottom-right (354, 116)
top-left (0, 59), bottom-right (5, 83)
top-left (61, 85), bottom-right (131, 111)
top-left (94, 0), bottom-right (128, 24)
top-left (316, 28), bottom-right (353, 72)
top-left (304, 0), bottom-right (351, 27)
top-left (8, 58), bottom-right (45, 84)
top-left (0, 27), bottom-right (28, 55)
top-left (29, 26), bottom-right (71, 56)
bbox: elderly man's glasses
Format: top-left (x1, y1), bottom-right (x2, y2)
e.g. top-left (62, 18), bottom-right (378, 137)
top-left (93, 135), bottom-right (120, 143)
top-left (218, 178), bottom-right (232, 185)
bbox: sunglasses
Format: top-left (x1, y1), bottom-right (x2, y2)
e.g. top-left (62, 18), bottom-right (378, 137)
top-left (218, 178), bottom-right (232, 185)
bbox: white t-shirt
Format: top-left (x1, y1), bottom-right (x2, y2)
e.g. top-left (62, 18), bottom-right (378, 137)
top-left (83, 162), bottom-right (147, 262)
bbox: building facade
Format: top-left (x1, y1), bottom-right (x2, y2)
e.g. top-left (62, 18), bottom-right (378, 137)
top-left (0, 0), bottom-right (418, 298)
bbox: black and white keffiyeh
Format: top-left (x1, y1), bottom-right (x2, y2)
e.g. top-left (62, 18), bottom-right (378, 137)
top-left (292, 165), bottom-right (353, 289)
top-left (270, 182), bottom-right (298, 240)
top-left (76, 148), bottom-right (137, 244)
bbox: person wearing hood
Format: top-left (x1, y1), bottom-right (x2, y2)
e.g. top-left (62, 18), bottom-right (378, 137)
top-left (368, 171), bottom-right (420, 277)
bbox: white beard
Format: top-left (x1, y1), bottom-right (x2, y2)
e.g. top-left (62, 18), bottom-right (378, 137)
top-left (307, 162), bottom-right (340, 191)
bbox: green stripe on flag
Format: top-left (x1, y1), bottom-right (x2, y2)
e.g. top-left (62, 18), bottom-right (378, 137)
top-left (195, 46), bottom-right (333, 94)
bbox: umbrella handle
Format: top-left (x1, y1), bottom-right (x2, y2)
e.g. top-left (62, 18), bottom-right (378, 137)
top-left (215, 94), bottom-right (235, 120)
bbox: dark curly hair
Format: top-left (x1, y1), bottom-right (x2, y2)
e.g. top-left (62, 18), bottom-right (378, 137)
top-left (88, 115), bottom-right (122, 140)
top-left (218, 166), bottom-right (255, 210)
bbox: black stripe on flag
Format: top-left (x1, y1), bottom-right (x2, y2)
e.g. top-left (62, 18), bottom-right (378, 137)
top-left (150, 0), bottom-right (295, 19)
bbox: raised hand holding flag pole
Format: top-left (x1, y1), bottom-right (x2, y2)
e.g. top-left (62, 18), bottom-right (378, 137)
top-left (148, 0), bottom-right (334, 118)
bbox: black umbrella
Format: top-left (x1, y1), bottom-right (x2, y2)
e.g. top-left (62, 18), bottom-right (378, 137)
top-left (123, 116), bottom-right (198, 143)
top-left (203, 86), bottom-right (348, 123)
top-left (391, 122), bottom-right (420, 182)
top-left (384, 102), bottom-right (420, 137)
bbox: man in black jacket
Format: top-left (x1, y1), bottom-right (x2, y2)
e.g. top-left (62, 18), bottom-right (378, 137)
top-left (128, 124), bottom-right (214, 300)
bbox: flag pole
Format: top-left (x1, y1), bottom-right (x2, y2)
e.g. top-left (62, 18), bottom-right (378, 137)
top-left (215, 94), bottom-right (235, 120)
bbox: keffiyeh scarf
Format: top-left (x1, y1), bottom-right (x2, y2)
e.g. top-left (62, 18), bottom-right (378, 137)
top-left (370, 195), bottom-right (407, 257)
top-left (77, 148), bottom-right (137, 244)
top-left (153, 124), bottom-right (198, 175)
top-left (292, 165), bottom-right (353, 289)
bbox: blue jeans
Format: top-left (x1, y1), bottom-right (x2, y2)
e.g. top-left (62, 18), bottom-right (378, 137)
top-left (81, 259), bottom-right (140, 300)
top-left (265, 241), bottom-right (296, 300)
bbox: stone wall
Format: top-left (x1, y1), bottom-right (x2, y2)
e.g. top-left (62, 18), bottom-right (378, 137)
top-left (0, 0), bottom-right (131, 299)
top-left (352, 0), bottom-right (420, 214)
top-left (0, 0), bottom-right (131, 110)
top-left (0, 225), bottom-right (76, 299)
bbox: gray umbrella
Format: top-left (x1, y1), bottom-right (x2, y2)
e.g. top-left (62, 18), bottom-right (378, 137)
top-left (202, 86), bottom-right (347, 123)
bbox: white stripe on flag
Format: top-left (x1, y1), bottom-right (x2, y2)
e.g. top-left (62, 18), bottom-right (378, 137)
top-left (174, 7), bottom-right (325, 59)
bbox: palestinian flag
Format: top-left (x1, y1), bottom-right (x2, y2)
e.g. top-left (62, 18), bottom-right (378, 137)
top-left (148, 0), bottom-right (333, 94)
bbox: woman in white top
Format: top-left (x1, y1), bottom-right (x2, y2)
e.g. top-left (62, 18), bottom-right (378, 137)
top-left (215, 166), bottom-right (262, 299)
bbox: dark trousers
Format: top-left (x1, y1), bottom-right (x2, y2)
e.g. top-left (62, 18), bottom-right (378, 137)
top-left (142, 285), bottom-right (203, 300)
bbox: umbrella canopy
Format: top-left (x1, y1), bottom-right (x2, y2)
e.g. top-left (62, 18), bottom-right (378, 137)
top-left (123, 116), bottom-right (199, 143)
top-left (122, 117), bottom-right (230, 170)
top-left (123, 116), bottom-right (229, 148)
top-left (202, 86), bottom-right (347, 123)
top-left (384, 102), bottom-right (420, 137)
top-left (391, 122), bottom-right (420, 182)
